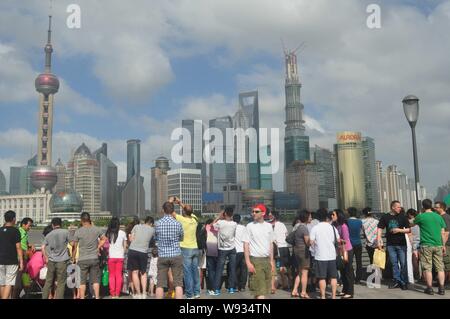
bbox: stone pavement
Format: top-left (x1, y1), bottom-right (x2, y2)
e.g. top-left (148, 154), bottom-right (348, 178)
top-left (101, 282), bottom-right (449, 300)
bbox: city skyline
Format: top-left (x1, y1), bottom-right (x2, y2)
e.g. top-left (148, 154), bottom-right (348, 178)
top-left (2, 1), bottom-right (450, 206)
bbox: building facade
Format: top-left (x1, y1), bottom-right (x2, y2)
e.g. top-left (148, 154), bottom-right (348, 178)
top-left (312, 145), bottom-right (336, 209)
top-left (284, 49), bottom-right (310, 175)
top-left (208, 116), bottom-right (236, 193)
top-left (151, 156), bottom-right (170, 217)
top-left (362, 137), bottom-right (381, 212)
top-left (93, 143), bottom-right (118, 216)
top-left (65, 143), bottom-right (101, 214)
top-left (0, 193), bottom-right (51, 224)
top-left (168, 168), bottom-right (202, 214)
top-left (286, 160), bottom-right (319, 211)
top-left (223, 183), bottom-right (244, 214)
top-left (121, 140), bottom-right (145, 217)
top-left (335, 132), bottom-right (366, 210)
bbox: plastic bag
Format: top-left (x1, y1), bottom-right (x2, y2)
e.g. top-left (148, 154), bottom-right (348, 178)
top-left (22, 273), bottom-right (32, 288)
top-left (101, 265), bottom-right (109, 287)
top-left (39, 266), bottom-right (48, 281)
top-left (373, 248), bottom-right (386, 269)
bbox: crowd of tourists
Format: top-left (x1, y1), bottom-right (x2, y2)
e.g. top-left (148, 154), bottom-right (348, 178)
top-left (0, 197), bottom-right (449, 299)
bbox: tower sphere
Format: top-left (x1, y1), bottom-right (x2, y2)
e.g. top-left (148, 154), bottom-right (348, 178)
top-left (35, 73), bottom-right (60, 95)
top-left (30, 165), bottom-right (58, 191)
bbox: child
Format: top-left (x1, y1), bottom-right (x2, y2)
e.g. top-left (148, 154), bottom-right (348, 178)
top-left (148, 248), bottom-right (158, 297)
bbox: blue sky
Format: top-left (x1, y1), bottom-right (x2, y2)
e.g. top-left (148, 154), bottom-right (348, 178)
top-left (1, 0), bottom-right (450, 206)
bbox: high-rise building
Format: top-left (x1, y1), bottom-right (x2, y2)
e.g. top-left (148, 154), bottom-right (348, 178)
top-left (208, 116), bottom-right (236, 193)
top-left (362, 137), bottom-right (381, 212)
top-left (222, 183), bottom-right (243, 214)
top-left (122, 140), bottom-right (145, 217)
top-left (233, 91), bottom-right (261, 190)
top-left (151, 156), bottom-right (170, 217)
top-left (31, 14), bottom-right (59, 192)
top-left (168, 168), bottom-right (202, 214)
top-left (260, 145), bottom-right (273, 190)
top-left (284, 49), bottom-right (310, 175)
top-left (182, 120), bottom-right (208, 192)
top-left (93, 143), bottom-right (118, 216)
top-left (54, 159), bottom-right (66, 193)
top-left (335, 132), bottom-right (366, 209)
top-left (65, 143), bottom-right (101, 214)
top-left (0, 170), bottom-right (6, 195)
top-left (312, 145), bottom-right (336, 209)
top-left (286, 160), bottom-right (319, 211)
top-left (239, 91), bottom-right (260, 190)
top-left (9, 155), bottom-right (38, 195)
top-left (376, 160), bottom-right (389, 212)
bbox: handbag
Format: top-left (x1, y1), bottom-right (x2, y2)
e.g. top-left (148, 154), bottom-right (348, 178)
top-left (333, 226), bottom-right (345, 270)
top-left (373, 248), bottom-right (386, 269)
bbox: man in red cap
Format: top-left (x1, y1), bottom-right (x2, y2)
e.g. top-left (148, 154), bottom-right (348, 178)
top-left (243, 204), bottom-right (275, 299)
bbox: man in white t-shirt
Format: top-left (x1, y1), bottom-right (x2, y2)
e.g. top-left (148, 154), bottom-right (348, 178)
top-left (309, 209), bottom-right (339, 299)
top-left (233, 214), bottom-right (248, 292)
top-left (270, 211), bottom-right (290, 291)
top-left (243, 204), bottom-right (275, 299)
top-left (212, 207), bottom-right (237, 295)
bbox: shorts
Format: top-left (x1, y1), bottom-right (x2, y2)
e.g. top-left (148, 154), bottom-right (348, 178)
top-left (278, 247), bottom-right (291, 268)
top-left (78, 259), bottom-right (100, 285)
top-left (0, 264), bottom-right (19, 286)
top-left (248, 257), bottom-right (271, 297)
top-left (293, 247), bottom-right (310, 270)
top-left (314, 260), bottom-right (338, 280)
top-left (444, 245), bottom-right (450, 272)
top-left (127, 249), bottom-right (149, 273)
top-left (156, 256), bottom-right (184, 289)
top-left (420, 246), bottom-right (444, 272)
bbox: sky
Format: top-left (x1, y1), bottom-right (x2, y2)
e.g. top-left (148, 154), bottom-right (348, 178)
top-left (1, 0), bottom-right (450, 208)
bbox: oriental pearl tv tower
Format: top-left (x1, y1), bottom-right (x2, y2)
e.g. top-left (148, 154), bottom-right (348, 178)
top-left (30, 14), bottom-right (59, 192)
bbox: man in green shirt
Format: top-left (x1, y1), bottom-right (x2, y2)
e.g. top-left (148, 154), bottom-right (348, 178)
top-left (13, 217), bottom-right (34, 299)
top-left (412, 199), bottom-right (446, 295)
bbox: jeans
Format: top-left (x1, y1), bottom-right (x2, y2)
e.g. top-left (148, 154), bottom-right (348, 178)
top-left (387, 245), bottom-right (407, 285)
top-left (215, 249), bottom-right (236, 291)
top-left (181, 248), bottom-right (200, 298)
top-left (235, 252), bottom-right (248, 290)
top-left (107, 258), bottom-right (124, 297)
top-left (206, 256), bottom-right (217, 290)
top-left (42, 260), bottom-right (68, 299)
top-left (352, 244), bottom-right (363, 282)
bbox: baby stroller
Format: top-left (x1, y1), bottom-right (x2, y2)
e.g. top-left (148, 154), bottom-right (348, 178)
top-left (22, 249), bottom-right (46, 299)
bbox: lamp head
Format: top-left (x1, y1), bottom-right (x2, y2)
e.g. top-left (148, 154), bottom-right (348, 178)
top-left (402, 95), bottom-right (419, 127)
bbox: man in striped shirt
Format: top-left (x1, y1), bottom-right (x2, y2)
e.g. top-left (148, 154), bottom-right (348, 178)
top-left (155, 201), bottom-right (184, 299)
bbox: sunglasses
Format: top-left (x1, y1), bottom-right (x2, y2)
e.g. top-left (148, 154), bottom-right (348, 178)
top-left (252, 210), bottom-right (262, 213)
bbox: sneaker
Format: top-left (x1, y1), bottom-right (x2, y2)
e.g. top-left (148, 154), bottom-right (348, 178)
top-left (194, 294), bottom-right (201, 299)
top-left (388, 282), bottom-right (400, 289)
top-left (424, 287), bottom-right (434, 295)
top-left (207, 290), bottom-right (215, 296)
top-left (141, 293), bottom-right (147, 299)
top-left (438, 286), bottom-right (445, 295)
top-left (228, 288), bottom-right (236, 294)
top-left (214, 290), bottom-right (221, 296)
top-left (400, 283), bottom-right (408, 291)
top-left (186, 296), bottom-right (195, 299)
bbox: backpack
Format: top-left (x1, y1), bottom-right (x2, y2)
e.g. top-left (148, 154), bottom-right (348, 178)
top-left (196, 222), bottom-right (207, 250)
top-left (286, 229), bottom-right (296, 246)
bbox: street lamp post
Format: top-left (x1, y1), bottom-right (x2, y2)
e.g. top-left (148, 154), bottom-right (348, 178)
top-left (402, 95), bottom-right (421, 210)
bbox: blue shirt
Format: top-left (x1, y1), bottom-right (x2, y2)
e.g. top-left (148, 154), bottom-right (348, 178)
top-left (347, 218), bottom-right (363, 246)
top-left (155, 215), bottom-right (184, 258)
